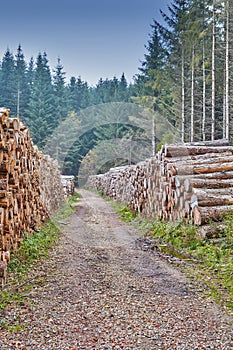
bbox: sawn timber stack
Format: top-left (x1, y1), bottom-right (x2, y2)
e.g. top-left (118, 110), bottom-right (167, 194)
top-left (86, 140), bottom-right (233, 227)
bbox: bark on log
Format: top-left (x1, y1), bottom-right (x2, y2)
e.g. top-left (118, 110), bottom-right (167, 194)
top-left (167, 155), bottom-right (233, 169)
top-left (198, 223), bottom-right (226, 239)
top-left (193, 205), bottom-right (233, 225)
top-left (164, 152), bottom-right (233, 165)
top-left (87, 141), bottom-right (233, 227)
top-left (176, 171), bottom-right (233, 187)
top-left (0, 108), bottom-right (65, 255)
top-left (174, 162), bottom-right (233, 176)
top-left (184, 178), bottom-right (233, 192)
top-left (191, 190), bottom-right (233, 207)
top-left (164, 145), bottom-right (233, 158)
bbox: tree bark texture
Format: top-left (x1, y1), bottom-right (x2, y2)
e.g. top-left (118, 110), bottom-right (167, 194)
top-left (87, 140), bottom-right (233, 229)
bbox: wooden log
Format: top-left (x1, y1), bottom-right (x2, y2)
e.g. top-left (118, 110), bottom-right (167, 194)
top-left (184, 178), bottom-right (233, 192)
top-left (164, 145), bottom-right (233, 158)
top-left (193, 205), bottom-right (233, 226)
top-left (191, 189), bottom-right (233, 207)
top-left (176, 171), bottom-right (233, 187)
top-left (164, 151), bottom-right (233, 165)
top-left (88, 142), bottom-right (233, 228)
top-left (9, 118), bottom-right (20, 131)
top-left (166, 155), bottom-right (233, 169)
top-left (198, 223), bottom-right (226, 239)
top-left (173, 162), bottom-right (233, 176)
top-left (0, 108), bottom-right (65, 256)
top-left (195, 187), bottom-right (233, 196)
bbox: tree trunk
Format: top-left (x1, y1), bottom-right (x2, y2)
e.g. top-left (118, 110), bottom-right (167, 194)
top-left (202, 40), bottom-right (206, 141)
top-left (199, 223), bottom-right (226, 239)
top-left (164, 144), bottom-right (233, 157)
top-left (191, 188), bottom-right (233, 207)
top-left (173, 161), bottom-right (233, 176)
top-left (211, 0), bottom-right (216, 141)
top-left (191, 46), bottom-right (195, 142)
top-left (193, 205), bottom-right (233, 226)
top-left (184, 178), bottom-right (233, 192)
top-left (225, 0), bottom-right (229, 140)
top-left (168, 154), bottom-right (233, 168)
top-left (181, 49), bottom-right (185, 143)
top-left (152, 114), bottom-right (156, 157)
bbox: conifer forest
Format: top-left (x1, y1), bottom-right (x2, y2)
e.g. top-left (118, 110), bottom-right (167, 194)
top-left (0, 0), bottom-right (232, 176)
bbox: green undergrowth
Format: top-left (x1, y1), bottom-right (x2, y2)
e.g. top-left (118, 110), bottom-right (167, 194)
top-left (117, 205), bottom-right (138, 222)
top-left (0, 192), bottom-right (79, 326)
top-left (136, 215), bottom-right (233, 314)
top-left (105, 194), bottom-right (233, 314)
top-left (96, 191), bottom-right (138, 222)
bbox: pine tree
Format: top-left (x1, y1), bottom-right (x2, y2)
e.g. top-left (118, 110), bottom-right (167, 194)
top-left (160, 0), bottom-right (192, 141)
top-left (0, 48), bottom-right (16, 114)
top-left (26, 52), bottom-right (55, 149)
top-left (67, 76), bottom-right (90, 112)
top-left (135, 16), bottom-right (176, 148)
top-left (67, 76), bottom-right (77, 112)
top-left (110, 76), bottom-right (119, 101)
top-left (139, 21), bottom-right (166, 97)
top-left (15, 44), bottom-right (29, 118)
top-left (94, 78), bottom-right (105, 104)
top-left (118, 73), bottom-right (128, 101)
top-left (53, 57), bottom-right (68, 121)
top-left (94, 78), bottom-right (112, 103)
top-left (21, 57), bottom-right (35, 127)
top-left (76, 77), bottom-right (90, 109)
top-left (27, 57), bottom-right (35, 91)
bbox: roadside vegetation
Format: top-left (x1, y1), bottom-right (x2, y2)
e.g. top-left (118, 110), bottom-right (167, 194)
top-left (0, 192), bottom-right (79, 328)
top-left (116, 203), bottom-right (233, 315)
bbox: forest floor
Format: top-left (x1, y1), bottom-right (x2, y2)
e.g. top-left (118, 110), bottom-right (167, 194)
top-left (0, 189), bottom-right (233, 349)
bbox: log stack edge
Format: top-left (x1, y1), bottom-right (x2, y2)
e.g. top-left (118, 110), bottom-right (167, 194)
top-left (86, 139), bottom-right (233, 230)
top-left (0, 108), bottom-right (65, 255)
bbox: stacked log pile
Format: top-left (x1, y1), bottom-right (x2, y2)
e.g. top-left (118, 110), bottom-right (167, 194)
top-left (0, 108), bottom-right (64, 255)
top-left (87, 140), bottom-right (233, 228)
top-left (61, 175), bottom-right (75, 196)
top-left (40, 156), bottom-right (64, 216)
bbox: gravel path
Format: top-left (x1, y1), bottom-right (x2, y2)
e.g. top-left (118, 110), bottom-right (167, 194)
top-left (1, 189), bottom-right (232, 349)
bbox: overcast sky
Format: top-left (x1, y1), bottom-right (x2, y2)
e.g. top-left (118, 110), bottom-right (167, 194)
top-left (1, 0), bottom-right (171, 85)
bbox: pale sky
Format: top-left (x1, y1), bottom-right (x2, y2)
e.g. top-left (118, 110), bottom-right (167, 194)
top-left (1, 0), bottom-right (171, 85)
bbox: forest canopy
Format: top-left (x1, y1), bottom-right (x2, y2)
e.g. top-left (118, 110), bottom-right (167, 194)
top-left (0, 0), bottom-right (231, 177)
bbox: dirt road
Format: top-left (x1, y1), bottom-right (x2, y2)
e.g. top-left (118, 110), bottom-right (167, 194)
top-left (1, 189), bottom-right (232, 349)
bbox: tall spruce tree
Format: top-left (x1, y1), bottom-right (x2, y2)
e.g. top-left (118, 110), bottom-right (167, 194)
top-left (26, 52), bottom-right (55, 149)
top-left (118, 73), bottom-right (129, 101)
top-left (110, 76), bottom-right (119, 101)
top-left (67, 76), bottom-right (77, 112)
top-left (94, 78), bottom-right (107, 104)
top-left (135, 17), bottom-right (175, 148)
top-left (53, 57), bottom-right (68, 121)
top-left (15, 44), bottom-right (29, 118)
top-left (160, 0), bottom-right (192, 141)
top-left (0, 48), bottom-right (16, 114)
top-left (139, 21), bottom-right (166, 97)
top-left (67, 76), bottom-right (91, 112)
top-left (27, 57), bottom-right (35, 91)
top-left (22, 57), bottom-right (35, 127)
